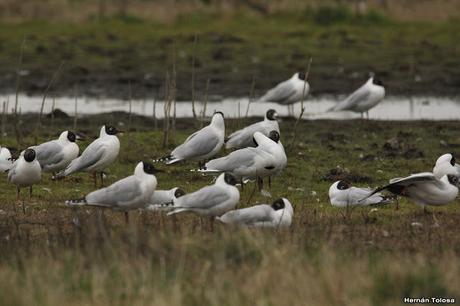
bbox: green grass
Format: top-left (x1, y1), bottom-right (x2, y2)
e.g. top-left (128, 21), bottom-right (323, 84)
top-left (0, 113), bottom-right (460, 305)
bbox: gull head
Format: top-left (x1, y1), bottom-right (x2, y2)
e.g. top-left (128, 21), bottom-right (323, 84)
top-left (174, 188), bottom-right (186, 198)
top-left (271, 198), bottom-right (285, 211)
top-left (66, 131), bottom-right (77, 142)
top-left (142, 161), bottom-right (163, 175)
top-left (266, 109), bottom-right (278, 121)
top-left (297, 71), bottom-right (307, 81)
top-left (337, 180), bottom-right (351, 190)
top-left (372, 77), bottom-right (384, 87)
top-left (224, 172), bottom-right (237, 186)
top-left (104, 125), bottom-right (123, 136)
top-left (23, 149), bottom-right (36, 163)
top-left (268, 130), bottom-right (280, 143)
top-left (447, 174), bottom-right (459, 187)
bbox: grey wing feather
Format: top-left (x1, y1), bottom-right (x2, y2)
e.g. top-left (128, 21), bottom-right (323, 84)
top-left (65, 141), bottom-right (105, 173)
top-left (260, 81), bottom-right (297, 103)
top-left (86, 176), bottom-right (142, 207)
top-left (330, 85), bottom-right (370, 111)
top-left (206, 149), bottom-right (257, 171)
top-left (33, 142), bottom-right (64, 167)
top-left (175, 186), bottom-right (230, 210)
top-left (173, 127), bottom-right (219, 158)
top-left (363, 173), bottom-right (438, 200)
top-left (221, 204), bottom-right (272, 224)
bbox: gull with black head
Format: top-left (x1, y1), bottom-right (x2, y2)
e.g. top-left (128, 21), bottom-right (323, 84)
top-left (7, 148), bottom-right (41, 213)
top-left (329, 180), bottom-right (390, 207)
top-left (258, 72), bottom-right (309, 116)
top-left (361, 172), bottom-right (459, 212)
top-left (217, 198), bottom-right (293, 228)
top-left (156, 111), bottom-right (225, 166)
top-left (66, 161), bottom-right (161, 223)
top-left (225, 109), bottom-right (280, 150)
top-left (328, 75), bottom-right (385, 119)
top-left (166, 172), bottom-right (240, 230)
top-left (27, 130), bottom-right (79, 175)
top-left (56, 125), bottom-right (122, 187)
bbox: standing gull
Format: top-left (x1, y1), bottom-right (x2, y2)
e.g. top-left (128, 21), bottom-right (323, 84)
top-left (56, 125), bottom-right (121, 187)
top-left (199, 132), bottom-right (278, 187)
top-left (7, 148), bottom-right (41, 213)
top-left (66, 161), bottom-right (161, 223)
top-left (28, 130), bottom-right (79, 174)
top-left (225, 109), bottom-right (280, 150)
top-left (156, 112), bottom-right (225, 165)
top-left (258, 72), bottom-right (309, 116)
top-left (167, 173), bottom-right (239, 226)
top-left (328, 76), bottom-right (385, 119)
top-left (217, 198), bottom-right (294, 228)
top-left (329, 180), bottom-right (390, 207)
top-left (0, 146), bottom-right (12, 172)
top-left (361, 172), bottom-right (459, 210)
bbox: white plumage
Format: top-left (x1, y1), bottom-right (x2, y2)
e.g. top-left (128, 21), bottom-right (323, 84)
top-left (159, 112), bottom-right (225, 164)
top-left (225, 109), bottom-right (280, 150)
top-left (66, 162), bottom-right (159, 211)
top-left (259, 73), bottom-right (309, 105)
top-left (217, 198), bottom-right (293, 228)
top-left (0, 146), bottom-right (12, 172)
top-left (167, 173), bottom-right (239, 217)
top-left (28, 130), bottom-right (79, 173)
top-left (328, 181), bottom-right (389, 207)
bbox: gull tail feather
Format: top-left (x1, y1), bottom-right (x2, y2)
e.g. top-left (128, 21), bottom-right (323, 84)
top-left (66, 197), bottom-right (87, 206)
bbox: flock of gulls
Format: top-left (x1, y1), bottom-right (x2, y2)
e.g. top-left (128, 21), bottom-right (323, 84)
top-left (0, 73), bottom-right (458, 229)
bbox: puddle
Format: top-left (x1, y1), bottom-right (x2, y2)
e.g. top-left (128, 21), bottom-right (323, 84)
top-left (1, 94), bottom-right (459, 121)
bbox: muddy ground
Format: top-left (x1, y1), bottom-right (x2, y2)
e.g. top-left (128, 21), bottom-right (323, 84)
top-left (0, 17), bottom-right (459, 100)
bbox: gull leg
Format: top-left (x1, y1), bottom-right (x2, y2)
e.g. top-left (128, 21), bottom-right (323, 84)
top-left (240, 179), bottom-right (244, 191)
top-left (268, 176), bottom-right (272, 189)
top-left (100, 172), bottom-right (104, 188)
top-left (366, 111), bottom-right (369, 120)
top-left (124, 211), bottom-right (129, 225)
top-left (209, 217), bottom-right (214, 232)
top-left (257, 177), bottom-right (263, 191)
top-left (92, 172), bottom-right (97, 188)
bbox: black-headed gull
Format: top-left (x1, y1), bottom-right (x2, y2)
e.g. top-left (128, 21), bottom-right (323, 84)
top-left (157, 112), bottom-right (225, 165)
top-left (328, 76), bottom-right (385, 118)
top-left (66, 161), bottom-right (161, 223)
top-left (362, 172), bottom-right (459, 210)
top-left (259, 73), bottom-right (309, 105)
top-left (217, 198), bottom-right (293, 228)
top-left (0, 146), bottom-right (12, 172)
top-left (56, 125), bottom-right (122, 187)
top-left (225, 109), bottom-right (280, 150)
top-left (199, 132), bottom-right (278, 185)
top-left (28, 130), bottom-right (79, 174)
top-left (145, 187), bottom-right (186, 212)
top-left (433, 153), bottom-right (460, 179)
top-left (329, 180), bottom-right (390, 207)
top-left (167, 172), bottom-right (239, 219)
top-left (7, 148), bottom-right (41, 213)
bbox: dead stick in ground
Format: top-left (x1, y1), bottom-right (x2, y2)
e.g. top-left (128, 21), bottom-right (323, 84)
top-left (201, 78), bottom-right (210, 128)
top-left (13, 38), bottom-right (26, 147)
top-left (245, 75), bottom-right (256, 118)
top-left (289, 58), bottom-right (312, 150)
top-left (191, 34), bottom-right (198, 122)
top-left (73, 85), bottom-right (78, 131)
